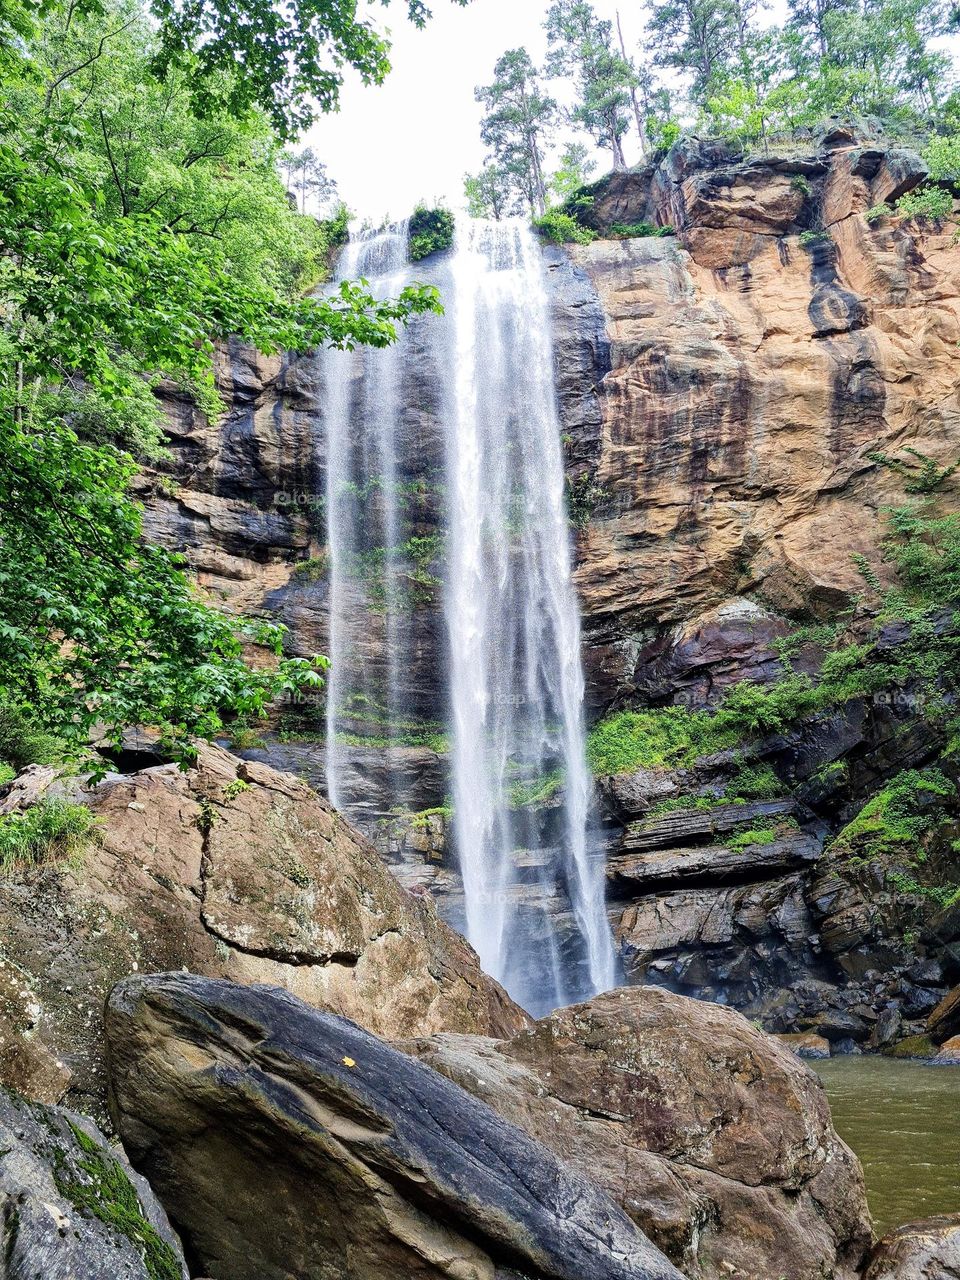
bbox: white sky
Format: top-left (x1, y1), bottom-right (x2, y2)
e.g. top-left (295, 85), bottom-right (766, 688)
top-left (305, 0), bottom-right (960, 224)
top-left (305, 0), bottom-right (669, 222)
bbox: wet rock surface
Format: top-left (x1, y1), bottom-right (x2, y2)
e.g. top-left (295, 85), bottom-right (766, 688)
top-left (864, 1213), bottom-right (960, 1280)
top-left (106, 972), bottom-right (683, 1280)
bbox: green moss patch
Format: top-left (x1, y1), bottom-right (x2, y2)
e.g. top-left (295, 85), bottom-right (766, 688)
top-left (53, 1120), bottom-right (182, 1280)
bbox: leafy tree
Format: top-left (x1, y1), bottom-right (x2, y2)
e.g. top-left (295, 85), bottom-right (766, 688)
top-left (464, 163), bottom-right (514, 219)
top-left (0, 0), bottom-right (441, 769)
top-left (475, 48), bottom-right (556, 216)
top-left (545, 0), bottom-right (635, 170)
top-left (646, 0), bottom-right (742, 100)
top-left (548, 142), bottom-right (597, 203)
top-left (283, 147), bottom-right (338, 214)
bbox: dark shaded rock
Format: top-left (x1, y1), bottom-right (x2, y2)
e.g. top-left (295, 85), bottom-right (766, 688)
top-left (621, 798), bottom-right (795, 852)
top-left (870, 148), bottom-right (928, 206)
top-left (0, 1086), bottom-right (187, 1280)
top-left (864, 1213), bottom-right (960, 1279)
top-left (106, 973), bottom-right (683, 1280)
top-left (407, 986), bottom-right (872, 1280)
top-left (607, 832), bottom-right (820, 894)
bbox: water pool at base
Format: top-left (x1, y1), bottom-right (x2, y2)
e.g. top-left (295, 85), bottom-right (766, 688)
top-left (815, 1055), bottom-right (960, 1235)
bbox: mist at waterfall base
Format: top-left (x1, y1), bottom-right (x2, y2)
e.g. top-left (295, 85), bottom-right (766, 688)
top-left (320, 216), bottom-right (616, 1017)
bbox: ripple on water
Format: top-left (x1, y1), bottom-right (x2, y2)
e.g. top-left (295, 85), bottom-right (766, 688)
top-left (816, 1055), bottom-right (960, 1235)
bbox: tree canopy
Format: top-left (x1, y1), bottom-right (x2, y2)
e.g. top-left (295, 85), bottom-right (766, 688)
top-left (0, 0), bottom-right (441, 771)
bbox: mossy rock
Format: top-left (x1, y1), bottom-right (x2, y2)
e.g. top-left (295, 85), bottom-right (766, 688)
top-left (883, 1033), bottom-right (938, 1059)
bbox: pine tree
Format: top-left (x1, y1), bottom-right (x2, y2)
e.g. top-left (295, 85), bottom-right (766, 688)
top-left (475, 48), bottom-right (556, 215)
top-left (545, 0), bottom-right (635, 171)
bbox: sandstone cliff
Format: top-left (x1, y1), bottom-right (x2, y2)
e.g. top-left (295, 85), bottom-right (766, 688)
top-left (139, 126), bottom-right (960, 1047)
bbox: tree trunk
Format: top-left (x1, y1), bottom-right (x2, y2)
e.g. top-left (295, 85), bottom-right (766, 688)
top-left (616, 10), bottom-right (647, 158)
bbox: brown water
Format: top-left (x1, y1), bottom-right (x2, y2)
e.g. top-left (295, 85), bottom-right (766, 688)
top-left (816, 1056), bottom-right (960, 1235)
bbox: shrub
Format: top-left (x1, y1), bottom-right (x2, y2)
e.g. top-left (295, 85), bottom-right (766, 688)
top-left (895, 185), bottom-right (953, 222)
top-left (533, 209), bottom-right (596, 245)
top-left (790, 174), bottom-right (812, 197)
top-left (608, 222), bottom-right (675, 239)
top-left (0, 703), bottom-right (66, 772)
top-left (408, 206), bottom-right (454, 260)
top-left (798, 228), bottom-right (831, 247)
top-left (865, 203), bottom-right (893, 224)
top-left (0, 799), bottom-right (96, 873)
top-left (585, 707), bottom-right (739, 775)
top-left (293, 552), bottom-right (330, 581)
top-left (727, 826), bottom-right (776, 850)
top-left (566, 472), bottom-right (607, 529)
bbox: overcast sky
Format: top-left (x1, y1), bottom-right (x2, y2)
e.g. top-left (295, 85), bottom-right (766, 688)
top-left (305, 0), bottom-right (960, 224)
top-left (305, 0), bottom-right (673, 222)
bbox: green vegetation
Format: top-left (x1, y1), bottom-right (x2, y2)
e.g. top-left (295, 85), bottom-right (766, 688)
top-left (894, 185), bottom-right (954, 222)
top-left (347, 534), bottom-right (445, 612)
top-left (0, 0), bottom-right (444, 775)
top-left (565, 472), bottom-right (607, 528)
top-left (727, 826), bottom-right (777, 850)
top-left (54, 1120), bottom-right (182, 1280)
top-left (828, 769), bottom-right (960, 909)
top-left (0, 800), bottom-right (96, 874)
top-left (533, 209), bottom-right (598, 245)
top-left (509, 770), bottom-right (564, 808)
top-left (408, 206), bottom-right (455, 260)
top-left (798, 228), bottom-right (832, 247)
top-left (790, 174), bottom-right (813, 197)
top-left (609, 222), bottom-right (676, 238)
top-left (586, 706), bottom-right (740, 775)
top-left (292, 553), bottom-right (330, 582)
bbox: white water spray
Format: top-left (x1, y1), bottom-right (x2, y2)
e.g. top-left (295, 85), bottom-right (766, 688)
top-left (321, 215), bottom-right (616, 1013)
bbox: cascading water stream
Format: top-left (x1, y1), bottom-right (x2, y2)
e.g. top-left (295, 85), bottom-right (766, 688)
top-left (443, 219), bottom-right (615, 1013)
top-left (323, 222), bottom-right (412, 815)
top-left (321, 214), bottom-right (616, 1014)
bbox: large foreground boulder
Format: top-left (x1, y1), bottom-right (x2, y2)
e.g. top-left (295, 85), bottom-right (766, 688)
top-left (407, 986), bottom-right (873, 1280)
top-left (0, 1085), bottom-right (188, 1279)
top-left (0, 745), bottom-right (525, 1116)
top-left (105, 972), bottom-right (684, 1280)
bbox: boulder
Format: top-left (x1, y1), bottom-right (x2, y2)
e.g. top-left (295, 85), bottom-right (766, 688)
top-left (0, 745), bottom-right (525, 1119)
top-left (105, 972), bottom-right (683, 1280)
top-left (776, 1031), bottom-right (832, 1059)
top-left (932, 1034), bottom-right (960, 1064)
top-left (407, 986), bottom-right (872, 1280)
top-left (864, 1213), bottom-right (960, 1279)
top-left (927, 984), bottom-right (960, 1044)
top-left (0, 1085), bottom-right (188, 1279)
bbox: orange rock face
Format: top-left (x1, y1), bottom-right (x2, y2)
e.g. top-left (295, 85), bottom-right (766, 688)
top-left (564, 138), bottom-right (960, 700)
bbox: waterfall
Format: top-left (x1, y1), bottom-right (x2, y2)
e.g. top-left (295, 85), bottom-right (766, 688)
top-left (321, 215), bottom-right (616, 1015)
top-left (323, 222), bottom-right (414, 816)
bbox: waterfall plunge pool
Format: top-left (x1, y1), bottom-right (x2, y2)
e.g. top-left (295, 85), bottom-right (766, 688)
top-left (815, 1056), bottom-right (960, 1234)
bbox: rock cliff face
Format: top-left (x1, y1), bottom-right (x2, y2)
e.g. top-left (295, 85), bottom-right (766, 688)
top-left (141, 128), bottom-right (960, 1038)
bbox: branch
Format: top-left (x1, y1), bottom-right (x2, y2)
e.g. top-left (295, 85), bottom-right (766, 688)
top-left (43, 17), bottom-right (138, 111)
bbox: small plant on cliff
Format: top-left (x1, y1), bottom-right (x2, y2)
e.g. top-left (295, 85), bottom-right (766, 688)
top-left (0, 800), bottom-right (96, 874)
top-left (868, 448), bottom-right (960, 495)
top-left (608, 222), bottom-right (676, 239)
top-left (790, 174), bottom-right (813, 198)
top-left (865, 203), bottom-right (894, 224)
top-left (408, 206), bottom-right (455, 260)
top-left (533, 208), bottom-right (597, 245)
top-left (727, 826), bottom-right (777, 849)
top-left (798, 228), bottom-right (832, 247)
top-left (895, 185), bottom-right (954, 223)
top-left (566, 472), bottom-right (607, 529)
top-left (293, 552), bottom-right (330, 581)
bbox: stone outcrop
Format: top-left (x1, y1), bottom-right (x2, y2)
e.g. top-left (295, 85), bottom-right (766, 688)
top-left (864, 1214), bottom-right (960, 1279)
top-left (106, 972), bottom-right (683, 1280)
top-left (0, 1086), bottom-right (188, 1280)
top-left (0, 745), bottom-right (525, 1118)
top-left (406, 984), bottom-right (872, 1280)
